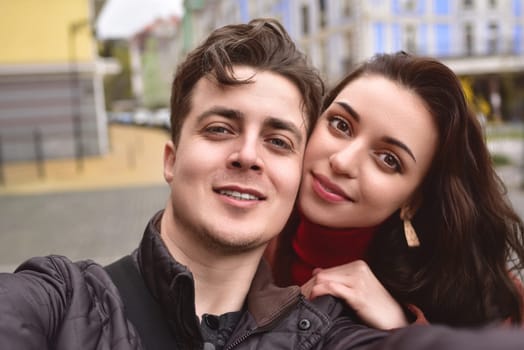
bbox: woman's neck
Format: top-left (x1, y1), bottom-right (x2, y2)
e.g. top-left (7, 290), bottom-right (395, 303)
top-left (291, 215), bottom-right (377, 285)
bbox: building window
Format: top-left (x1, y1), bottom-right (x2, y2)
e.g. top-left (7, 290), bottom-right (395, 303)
top-left (301, 5), bottom-right (309, 35)
top-left (319, 0), bottom-right (327, 28)
top-left (419, 24), bottom-right (428, 54)
top-left (404, 25), bottom-right (417, 53)
top-left (435, 24), bottom-right (451, 56)
top-left (514, 25), bottom-right (523, 54)
top-left (489, 0), bottom-right (497, 8)
top-left (319, 38), bottom-right (328, 76)
top-left (463, 0), bottom-right (474, 8)
top-left (434, 0), bottom-right (450, 14)
top-left (402, 0), bottom-right (416, 12)
top-left (374, 22), bottom-right (386, 53)
top-left (487, 22), bottom-right (499, 54)
top-left (343, 31), bottom-right (353, 73)
top-left (342, 0), bottom-right (352, 17)
top-left (514, 0), bottom-right (522, 16)
top-left (464, 23), bottom-right (474, 56)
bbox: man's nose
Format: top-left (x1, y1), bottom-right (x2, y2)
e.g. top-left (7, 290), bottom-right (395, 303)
top-left (227, 137), bottom-right (263, 172)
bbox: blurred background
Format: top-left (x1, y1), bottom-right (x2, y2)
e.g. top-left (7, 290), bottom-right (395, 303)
top-left (0, 0), bottom-right (523, 272)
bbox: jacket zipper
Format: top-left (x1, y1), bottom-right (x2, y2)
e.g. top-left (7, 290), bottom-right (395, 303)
top-left (224, 329), bottom-right (255, 350)
top-left (224, 295), bottom-right (305, 349)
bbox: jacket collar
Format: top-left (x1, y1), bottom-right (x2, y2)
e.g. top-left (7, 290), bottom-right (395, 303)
top-left (137, 210), bottom-right (302, 331)
top-left (247, 260), bottom-right (302, 327)
top-left (136, 210), bottom-right (201, 348)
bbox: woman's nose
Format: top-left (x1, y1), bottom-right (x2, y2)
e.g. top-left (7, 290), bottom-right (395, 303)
top-left (328, 142), bottom-right (362, 178)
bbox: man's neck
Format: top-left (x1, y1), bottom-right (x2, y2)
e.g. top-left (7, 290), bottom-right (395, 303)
top-left (160, 208), bottom-right (265, 318)
top-left (189, 255), bottom-right (259, 318)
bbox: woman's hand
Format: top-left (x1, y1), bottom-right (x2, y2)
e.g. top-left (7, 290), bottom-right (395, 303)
top-left (301, 260), bottom-right (408, 330)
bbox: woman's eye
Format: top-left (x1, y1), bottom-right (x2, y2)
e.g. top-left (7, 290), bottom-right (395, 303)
top-left (328, 116), bottom-right (351, 135)
top-left (377, 153), bottom-right (402, 172)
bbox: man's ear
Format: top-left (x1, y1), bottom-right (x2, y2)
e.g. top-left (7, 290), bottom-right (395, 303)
top-left (163, 141), bottom-right (176, 183)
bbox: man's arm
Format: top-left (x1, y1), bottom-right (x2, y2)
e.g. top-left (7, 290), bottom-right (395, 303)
top-left (371, 324), bottom-right (524, 350)
top-left (0, 257), bottom-right (70, 349)
top-left (322, 317), bottom-right (524, 350)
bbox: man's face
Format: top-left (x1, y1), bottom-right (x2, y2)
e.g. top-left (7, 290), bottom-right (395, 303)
top-left (163, 66), bottom-right (307, 253)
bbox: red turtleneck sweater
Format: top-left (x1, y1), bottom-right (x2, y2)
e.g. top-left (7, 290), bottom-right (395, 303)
top-left (291, 215), bottom-right (377, 285)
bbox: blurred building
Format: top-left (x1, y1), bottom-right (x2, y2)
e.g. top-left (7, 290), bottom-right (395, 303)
top-left (179, 0), bottom-right (524, 121)
top-left (129, 16), bottom-right (180, 110)
top-left (0, 0), bottom-right (113, 163)
top-left (96, 0), bottom-right (182, 115)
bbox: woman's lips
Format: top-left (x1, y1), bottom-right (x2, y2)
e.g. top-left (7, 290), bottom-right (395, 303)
top-left (311, 173), bottom-right (353, 203)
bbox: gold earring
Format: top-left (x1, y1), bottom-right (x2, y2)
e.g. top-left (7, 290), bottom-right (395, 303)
top-left (400, 208), bottom-right (420, 247)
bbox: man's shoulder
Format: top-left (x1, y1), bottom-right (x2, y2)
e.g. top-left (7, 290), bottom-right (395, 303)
top-left (0, 255), bottom-right (140, 348)
top-left (299, 294), bottom-right (364, 325)
top-left (13, 255), bottom-right (108, 281)
top-left (3, 254), bottom-right (119, 305)
top-left (306, 294), bottom-right (347, 318)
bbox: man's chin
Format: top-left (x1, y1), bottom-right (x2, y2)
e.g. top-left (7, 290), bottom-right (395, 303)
top-left (198, 230), bottom-right (269, 255)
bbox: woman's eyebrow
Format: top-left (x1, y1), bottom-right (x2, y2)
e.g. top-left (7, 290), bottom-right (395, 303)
top-left (335, 101), bottom-right (360, 122)
top-left (382, 136), bottom-right (416, 162)
top-left (335, 101), bottom-right (416, 162)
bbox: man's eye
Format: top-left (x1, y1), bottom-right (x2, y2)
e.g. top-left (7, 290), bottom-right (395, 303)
top-left (267, 137), bottom-right (292, 151)
top-left (328, 116), bottom-right (351, 135)
top-left (206, 125), bottom-right (232, 134)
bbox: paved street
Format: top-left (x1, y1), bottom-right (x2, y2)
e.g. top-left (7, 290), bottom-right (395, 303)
top-left (1, 179), bottom-right (523, 273)
top-left (0, 124), bottom-right (523, 272)
top-left (0, 185), bottom-right (167, 272)
top-left (0, 124), bottom-right (170, 272)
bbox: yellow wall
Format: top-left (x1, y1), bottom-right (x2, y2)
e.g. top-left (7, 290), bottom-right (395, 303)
top-left (0, 0), bottom-right (94, 64)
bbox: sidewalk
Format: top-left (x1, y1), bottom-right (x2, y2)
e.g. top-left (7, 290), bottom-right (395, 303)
top-left (0, 124), bottom-right (169, 195)
top-left (0, 124), bottom-right (171, 272)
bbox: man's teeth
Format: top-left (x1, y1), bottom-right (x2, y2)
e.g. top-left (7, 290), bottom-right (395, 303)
top-left (219, 190), bottom-right (259, 201)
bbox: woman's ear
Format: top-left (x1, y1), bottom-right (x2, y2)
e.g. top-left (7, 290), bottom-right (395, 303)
top-left (402, 192), bottom-right (423, 219)
top-left (400, 193), bottom-right (423, 247)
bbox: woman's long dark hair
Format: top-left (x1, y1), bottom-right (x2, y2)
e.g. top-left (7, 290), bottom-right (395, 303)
top-left (328, 52), bottom-right (524, 326)
top-left (274, 52), bottom-right (524, 327)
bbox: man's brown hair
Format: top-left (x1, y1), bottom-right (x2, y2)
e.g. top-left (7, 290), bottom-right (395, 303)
top-left (169, 18), bottom-right (324, 144)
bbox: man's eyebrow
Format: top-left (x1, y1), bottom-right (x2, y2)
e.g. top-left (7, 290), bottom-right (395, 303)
top-left (264, 117), bottom-right (304, 145)
top-left (335, 101), bottom-right (360, 122)
top-left (382, 136), bottom-right (416, 162)
top-left (196, 107), bottom-right (243, 123)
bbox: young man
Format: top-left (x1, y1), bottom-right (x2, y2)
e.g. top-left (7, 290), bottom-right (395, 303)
top-left (0, 18), bottom-right (328, 349)
top-left (1, 18), bottom-right (524, 350)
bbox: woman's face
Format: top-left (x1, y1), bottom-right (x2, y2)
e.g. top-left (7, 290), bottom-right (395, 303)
top-left (299, 74), bottom-right (439, 228)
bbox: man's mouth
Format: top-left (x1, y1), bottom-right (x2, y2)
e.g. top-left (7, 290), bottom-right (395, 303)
top-left (217, 189), bottom-right (261, 201)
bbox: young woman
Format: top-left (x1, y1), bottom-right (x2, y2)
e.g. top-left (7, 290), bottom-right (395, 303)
top-left (268, 52), bottom-right (524, 330)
